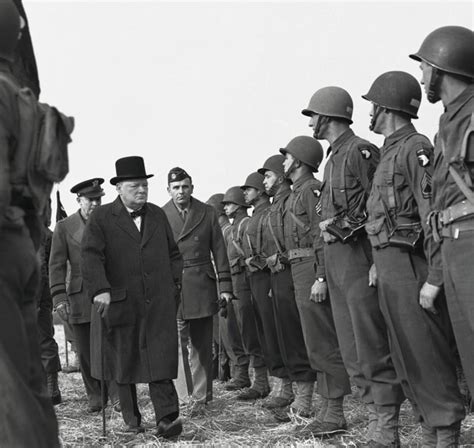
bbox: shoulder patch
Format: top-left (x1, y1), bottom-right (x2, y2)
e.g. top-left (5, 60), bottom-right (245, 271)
top-left (421, 171), bottom-right (432, 199)
top-left (312, 189), bottom-right (321, 198)
top-left (358, 145), bottom-right (372, 160)
top-left (416, 143), bottom-right (432, 168)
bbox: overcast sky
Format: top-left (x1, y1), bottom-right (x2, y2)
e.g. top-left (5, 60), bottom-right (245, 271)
top-left (24, 0), bottom-right (473, 215)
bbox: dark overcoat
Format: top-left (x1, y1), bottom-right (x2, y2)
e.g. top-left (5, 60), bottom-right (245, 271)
top-left (81, 197), bottom-right (183, 384)
top-left (162, 198), bottom-right (232, 320)
top-left (49, 211), bottom-right (91, 324)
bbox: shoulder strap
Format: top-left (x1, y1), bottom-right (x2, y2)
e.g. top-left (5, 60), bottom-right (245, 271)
top-left (231, 216), bottom-right (249, 257)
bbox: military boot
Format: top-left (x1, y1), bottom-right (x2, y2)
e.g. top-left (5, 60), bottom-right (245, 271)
top-left (224, 365), bottom-right (251, 391)
top-left (47, 372), bottom-right (62, 405)
top-left (365, 403), bottom-right (379, 441)
top-left (237, 366), bottom-right (270, 400)
top-left (436, 422), bottom-right (461, 448)
top-left (370, 404), bottom-right (400, 447)
top-left (272, 381), bottom-right (313, 422)
top-left (309, 397), bottom-right (347, 436)
top-left (421, 423), bottom-right (437, 448)
top-left (262, 377), bottom-right (294, 409)
top-left (316, 397), bottom-right (328, 422)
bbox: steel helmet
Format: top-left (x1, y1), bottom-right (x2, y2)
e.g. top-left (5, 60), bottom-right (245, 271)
top-left (206, 193), bottom-right (225, 216)
top-left (280, 136), bottom-right (323, 172)
top-left (257, 154), bottom-right (285, 177)
top-left (302, 86), bottom-right (353, 123)
top-left (362, 71), bottom-right (421, 119)
top-left (0, 0), bottom-right (21, 62)
top-left (240, 172), bottom-right (265, 192)
top-left (409, 26), bottom-right (474, 79)
top-left (222, 186), bottom-right (249, 208)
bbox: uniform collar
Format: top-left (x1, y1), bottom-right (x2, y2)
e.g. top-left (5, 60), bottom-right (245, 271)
top-left (233, 208), bottom-right (248, 221)
top-left (253, 199), bottom-right (270, 214)
top-left (383, 123), bottom-right (417, 149)
top-left (274, 184), bottom-right (291, 202)
top-left (444, 84), bottom-right (474, 118)
top-left (292, 172), bottom-right (314, 191)
top-left (328, 128), bottom-right (355, 156)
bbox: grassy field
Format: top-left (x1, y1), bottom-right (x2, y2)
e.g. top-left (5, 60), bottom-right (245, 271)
top-left (53, 326), bottom-right (474, 447)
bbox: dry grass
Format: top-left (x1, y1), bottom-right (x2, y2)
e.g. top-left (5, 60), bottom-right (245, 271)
top-left (53, 326), bottom-right (474, 447)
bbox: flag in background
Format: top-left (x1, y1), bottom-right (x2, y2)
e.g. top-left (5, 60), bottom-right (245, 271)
top-left (55, 191), bottom-right (67, 222)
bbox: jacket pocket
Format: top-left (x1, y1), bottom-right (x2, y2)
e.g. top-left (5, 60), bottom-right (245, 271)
top-left (365, 216), bottom-right (389, 249)
top-left (67, 276), bottom-right (83, 295)
top-left (104, 288), bottom-right (134, 328)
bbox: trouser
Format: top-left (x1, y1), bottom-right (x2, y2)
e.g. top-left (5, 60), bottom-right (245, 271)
top-left (270, 267), bottom-right (316, 382)
top-left (373, 246), bottom-right (465, 427)
top-left (325, 238), bottom-right (404, 406)
top-left (290, 257), bottom-right (351, 399)
top-left (176, 316), bottom-right (213, 403)
top-left (247, 270), bottom-right (286, 378)
top-left (73, 322), bottom-right (117, 406)
top-left (37, 279), bottom-right (61, 374)
top-left (232, 286), bottom-right (266, 369)
top-left (220, 299), bottom-right (249, 373)
top-left (442, 231), bottom-right (474, 398)
top-left (0, 226), bottom-right (59, 448)
top-left (117, 380), bottom-right (179, 427)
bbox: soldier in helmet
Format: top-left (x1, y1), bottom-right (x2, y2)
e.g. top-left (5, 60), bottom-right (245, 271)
top-left (301, 86), bottom-right (404, 445)
top-left (410, 26), bottom-right (474, 409)
top-left (0, 1), bottom-right (59, 446)
top-left (238, 172), bottom-right (284, 401)
top-left (362, 71), bottom-right (465, 446)
top-left (221, 186), bottom-right (269, 397)
top-left (258, 154), bottom-right (317, 412)
top-left (281, 136), bottom-right (351, 435)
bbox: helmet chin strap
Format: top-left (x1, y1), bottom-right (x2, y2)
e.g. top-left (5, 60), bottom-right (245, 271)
top-left (427, 67), bottom-right (442, 104)
top-left (267, 177), bottom-right (284, 197)
top-left (312, 116), bottom-right (329, 139)
top-left (369, 104), bottom-right (384, 131)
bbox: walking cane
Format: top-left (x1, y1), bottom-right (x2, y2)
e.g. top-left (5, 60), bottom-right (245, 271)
top-left (63, 325), bottom-right (69, 368)
top-left (99, 316), bottom-right (106, 437)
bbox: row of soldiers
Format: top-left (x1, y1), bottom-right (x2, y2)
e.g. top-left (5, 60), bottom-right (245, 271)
top-left (188, 25), bottom-right (473, 448)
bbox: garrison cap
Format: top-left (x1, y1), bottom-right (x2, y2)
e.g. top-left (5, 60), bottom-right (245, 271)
top-left (168, 167), bottom-right (192, 184)
top-left (70, 178), bottom-right (105, 198)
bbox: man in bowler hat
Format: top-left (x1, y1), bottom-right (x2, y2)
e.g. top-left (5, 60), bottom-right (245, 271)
top-left (81, 156), bottom-right (184, 438)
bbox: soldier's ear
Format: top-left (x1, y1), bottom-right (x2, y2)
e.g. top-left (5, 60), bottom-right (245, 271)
top-left (76, 196), bottom-right (81, 205)
top-left (167, 186), bottom-right (172, 196)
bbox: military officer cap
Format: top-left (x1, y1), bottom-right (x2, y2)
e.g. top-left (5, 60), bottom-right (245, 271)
top-left (70, 178), bottom-right (105, 198)
top-left (168, 167), bottom-right (192, 184)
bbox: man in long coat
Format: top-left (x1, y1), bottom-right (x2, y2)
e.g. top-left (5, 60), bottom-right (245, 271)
top-left (81, 156), bottom-right (184, 438)
top-left (162, 168), bottom-right (232, 407)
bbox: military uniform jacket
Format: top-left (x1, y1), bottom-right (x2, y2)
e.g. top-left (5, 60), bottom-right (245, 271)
top-left (261, 186), bottom-right (291, 257)
top-left (81, 196), bottom-right (183, 383)
top-left (320, 129), bottom-right (379, 223)
top-left (432, 85), bottom-right (474, 212)
top-left (49, 211), bottom-right (92, 324)
top-left (366, 123), bottom-right (441, 285)
top-left (242, 200), bottom-right (271, 259)
top-left (162, 197), bottom-right (232, 320)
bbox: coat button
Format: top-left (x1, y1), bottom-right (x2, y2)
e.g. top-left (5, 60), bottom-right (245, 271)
top-left (194, 252), bottom-right (200, 257)
top-left (145, 299), bottom-right (151, 304)
top-left (194, 236), bottom-right (199, 241)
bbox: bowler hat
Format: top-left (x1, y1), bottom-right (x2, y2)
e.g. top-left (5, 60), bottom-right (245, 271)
top-left (110, 156), bottom-right (154, 185)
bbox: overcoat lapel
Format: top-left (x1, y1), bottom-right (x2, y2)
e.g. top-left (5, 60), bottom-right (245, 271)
top-left (69, 211), bottom-right (85, 245)
top-left (178, 199), bottom-right (205, 241)
top-left (111, 197), bottom-right (141, 243)
top-left (141, 205), bottom-right (159, 247)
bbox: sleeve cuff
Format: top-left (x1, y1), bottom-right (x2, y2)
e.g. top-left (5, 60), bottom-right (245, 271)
top-left (426, 269), bottom-right (443, 287)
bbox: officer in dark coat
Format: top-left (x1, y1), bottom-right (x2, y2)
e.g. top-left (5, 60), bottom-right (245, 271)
top-left (81, 156), bottom-right (184, 438)
top-left (411, 26), bottom-right (474, 414)
top-left (363, 71), bottom-right (465, 446)
top-left (162, 168), bottom-right (232, 407)
top-left (302, 86), bottom-right (404, 445)
top-left (49, 178), bottom-right (117, 412)
top-left (281, 136), bottom-right (351, 435)
top-left (0, 2), bottom-right (59, 446)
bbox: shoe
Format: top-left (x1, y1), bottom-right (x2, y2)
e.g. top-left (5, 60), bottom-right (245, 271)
top-left (52, 391), bottom-right (62, 406)
top-left (224, 378), bottom-right (251, 391)
top-left (236, 387), bottom-right (270, 401)
top-left (123, 425), bottom-right (145, 434)
top-left (261, 396), bottom-right (294, 410)
top-left (307, 418), bottom-right (348, 436)
top-left (272, 405), bottom-right (311, 423)
top-left (62, 365), bottom-right (80, 374)
top-left (86, 404), bottom-right (102, 413)
top-left (111, 399), bottom-right (121, 412)
top-left (156, 417), bottom-right (183, 439)
top-left (47, 373), bottom-right (62, 406)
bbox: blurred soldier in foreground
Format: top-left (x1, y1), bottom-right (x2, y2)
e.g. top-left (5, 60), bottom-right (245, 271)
top-left (363, 71), bottom-right (465, 446)
top-left (281, 136), bottom-right (351, 435)
top-left (163, 168), bottom-right (232, 409)
top-left (302, 87), bottom-right (404, 445)
top-left (49, 178), bottom-right (118, 412)
top-left (0, 1), bottom-right (59, 446)
top-left (82, 156), bottom-right (184, 438)
top-left (222, 186), bottom-right (269, 396)
top-left (258, 155), bottom-right (317, 412)
top-left (410, 26), bottom-right (474, 408)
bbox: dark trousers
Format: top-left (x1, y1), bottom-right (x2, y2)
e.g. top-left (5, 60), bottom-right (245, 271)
top-left (270, 267), bottom-right (317, 382)
top-left (37, 279), bottom-right (61, 374)
top-left (247, 270), bottom-right (286, 378)
top-left (325, 239), bottom-right (404, 406)
top-left (442, 232), bottom-right (474, 398)
top-left (118, 380), bottom-right (179, 427)
top-left (176, 316), bottom-right (213, 403)
top-left (374, 246), bottom-right (465, 427)
top-left (290, 257), bottom-right (351, 399)
top-left (232, 281), bottom-right (265, 369)
top-left (0, 226), bottom-right (59, 448)
top-left (73, 322), bottom-right (117, 406)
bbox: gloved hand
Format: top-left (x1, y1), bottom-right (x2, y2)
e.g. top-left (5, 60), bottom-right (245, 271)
top-left (56, 301), bottom-right (70, 322)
